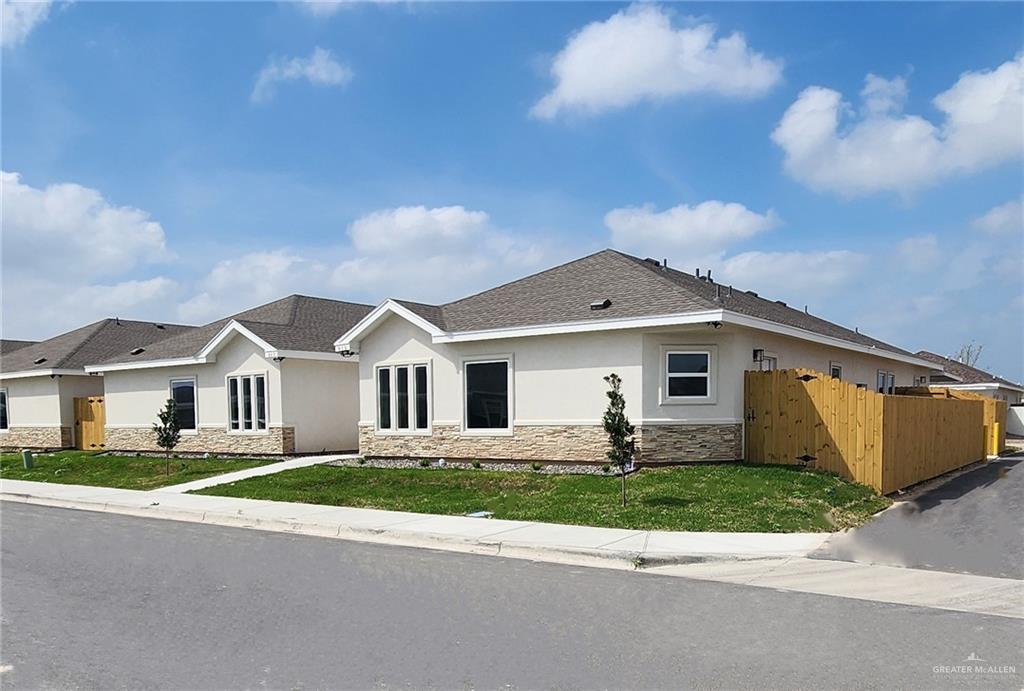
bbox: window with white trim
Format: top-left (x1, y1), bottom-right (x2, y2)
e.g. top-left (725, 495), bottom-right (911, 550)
top-left (169, 378), bottom-right (197, 431)
top-left (877, 370), bottom-right (895, 394)
top-left (761, 355), bottom-right (778, 372)
top-left (465, 360), bottom-right (510, 430)
top-left (228, 374), bottom-right (267, 431)
top-left (830, 362), bottom-right (843, 379)
top-left (0, 388), bottom-right (8, 431)
top-left (665, 350), bottom-right (711, 399)
top-left (376, 363), bottom-right (430, 432)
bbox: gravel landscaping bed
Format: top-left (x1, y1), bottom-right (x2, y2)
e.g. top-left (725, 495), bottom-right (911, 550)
top-left (325, 456), bottom-right (618, 476)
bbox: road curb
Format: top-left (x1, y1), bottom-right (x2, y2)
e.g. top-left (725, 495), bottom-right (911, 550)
top-left (0, 491), bottom-right (786, 571)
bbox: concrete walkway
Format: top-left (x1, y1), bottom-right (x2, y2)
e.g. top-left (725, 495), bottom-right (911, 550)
top-left (157, 454), bottom-right (353, 493)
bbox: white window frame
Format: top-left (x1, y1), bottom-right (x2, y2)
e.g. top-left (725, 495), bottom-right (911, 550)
top-left (169, 376), bottom-right (198, 434)
top-left (374, 359), bottom-right (433, 436)
top-left (877, 369), bottom-right (896, 395)
top-left (661, 345), bottom-right (717, 405)
top-left (829, 361), bottom-right (843, 380)
top-left (0, 387), bottom-right (8, 432)
top-left (760, 352), bottom-right (778, 372)
top-left (461, 355), bottom-right (514, 436)
top-left (226, 371), bottom-right (269, 434)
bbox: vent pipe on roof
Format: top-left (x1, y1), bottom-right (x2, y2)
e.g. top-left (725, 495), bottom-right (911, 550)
top-left (695, 268), bottom-right (700, 278)
top-left (707, 269), bottom-right (713, 283)
top-left (715, 284), bottom-right (721, 301)
top-left (115, 317), bottom-right (120, 326)
top-left (804, 305), bottom-right (809, 314)
top-left (728, 285), bottom-right (733, 297)
top-left (662, 258), bottom-right (667, 271)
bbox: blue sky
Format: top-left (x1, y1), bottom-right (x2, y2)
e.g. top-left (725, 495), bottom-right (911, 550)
top-left (2, 1), bottom-right (1022, 381)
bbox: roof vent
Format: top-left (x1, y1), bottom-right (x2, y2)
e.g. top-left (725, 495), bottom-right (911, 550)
top-left (154, 324), bottom-right (165, 330)
top-left (746, 290), bottom-right (758, 297)
top-left (130, 347), bottom-right (146, 356)
top-left (644, 257), bottom-right (660, 266)
top-left (33, 357), bottom-right (47, 365)
top-left (775, 300), bottom-right (787, 306)
top-left (590, 299), bottom-right (612, 311)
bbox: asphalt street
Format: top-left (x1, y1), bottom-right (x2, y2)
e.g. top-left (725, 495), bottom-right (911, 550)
top-left (813, 455), bottom-right (1024, 578)
top-left (1, 503), bottom-right (1020, 690)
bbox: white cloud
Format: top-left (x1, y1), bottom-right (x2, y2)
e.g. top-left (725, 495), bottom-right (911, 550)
top-left (605, 200), bottom-right (779, 263)
top-left (178, 250), bottom-right (332, 323)
top-left (251, 47), bottom-right (353, 104)
top-left (349, 205), bottom-right (491, 254)
top-left (531, 4), bottom-right (782, 119)
top-left (772, 54), bottom-right (1024, 197)
top-left (972, 198), bottom-right (1023, 235)
top-left (896, 234), bottom-right (941, 272)
top-left (1, 0), bottom-right (52, 48)
top-left (717, 250), bottom-right (867, 300)
top-left (1, 171), bottom-right (178, 338)
top-left (294, 1), bottom-right (348, 17)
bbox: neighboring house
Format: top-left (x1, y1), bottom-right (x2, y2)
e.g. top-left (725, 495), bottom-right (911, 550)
top-left (0, 320), bottom-right (193, 450)
top-left (337, 250), bottom-right (937, 464)
top-left (86, 295), bottom-right (373, 455)
top-left (915, 351), bottom-right (1024, 404)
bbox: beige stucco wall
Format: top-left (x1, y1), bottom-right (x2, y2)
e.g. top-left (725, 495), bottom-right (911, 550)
top-left (280, 358), bottom-right (360, 452)
top-left (57, 375), bottom-right (105, 432)
top-left (1, 374), bottom-right (99, 449)
top-left (103, 335), bottom-right (284, 432)
top-left (356, 315), bottom-right (644, 427)
top-left (1, 376), bottom-right (61, 427)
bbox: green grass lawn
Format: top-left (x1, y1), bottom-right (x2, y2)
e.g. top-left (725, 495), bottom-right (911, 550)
top-left (194, 463), bottom-right (891, 532)
top-left (0, 451), bottom-right (274, 491)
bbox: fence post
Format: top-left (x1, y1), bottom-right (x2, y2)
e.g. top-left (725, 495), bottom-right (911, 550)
top-left (992, 422), bottom-right (1000, 456)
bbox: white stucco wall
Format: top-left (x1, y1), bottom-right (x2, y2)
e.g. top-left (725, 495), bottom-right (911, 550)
top-left (357, 315), bottom-right (644, 426)
top-left (58, 375), bottom-right (105, 427)
top-left (1, 376), bottom-right (61, 427)
top-left (280, 358), bottom-right (360, 452)
top-left (103, 336), bottom-right (284, 429)
top-left (357, 316), bottom-right (932, 429)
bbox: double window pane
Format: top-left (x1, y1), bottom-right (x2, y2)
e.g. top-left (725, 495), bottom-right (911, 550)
top-left (667, 352), bottom-right (710, 398)
top-left (466, 361), bottom-right (509, 430)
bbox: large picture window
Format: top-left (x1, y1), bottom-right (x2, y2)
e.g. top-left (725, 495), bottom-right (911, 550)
top-left (169, 378), bottom-right (197, 431)
top-left (227, 374), bottom-right (267, 431)
top-left (376, 363), bottom-right (430, 433)
top-left (0, 389), bottom-right (8, 431)
top-left (665, 350), bottom-right (711, 399)
top-left (465, 360), bottom-right (509, 430)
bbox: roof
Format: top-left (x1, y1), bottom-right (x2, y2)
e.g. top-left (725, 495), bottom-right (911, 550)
top-left (96, 295), bottom-right (374, 366)
top-left (0, 339), bottom-right (38, 355)
top-left (1, 320), bottom-right (194, 375)
top-left (915, 351), bottom-right (1023, 390)
top-left (375, 249), bottom-right (919, 359)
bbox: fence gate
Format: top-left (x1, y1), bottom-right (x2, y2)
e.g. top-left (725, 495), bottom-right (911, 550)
top-left (74, 396), bottom-right (106, 451)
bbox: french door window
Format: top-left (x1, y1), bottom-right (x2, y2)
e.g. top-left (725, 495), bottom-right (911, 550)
top-left (228, 374), bottom-right (267, 431)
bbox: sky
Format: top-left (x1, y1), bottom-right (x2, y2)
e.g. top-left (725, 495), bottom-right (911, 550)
top-left (2, 1), bottom-right (1022, 381)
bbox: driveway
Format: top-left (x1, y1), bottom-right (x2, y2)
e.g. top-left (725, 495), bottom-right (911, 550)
top-left (813, 454), bottom-right (1023, 579)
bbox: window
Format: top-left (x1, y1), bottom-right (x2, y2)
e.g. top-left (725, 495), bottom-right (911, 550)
top-left (169, 378), bottom-right (196, 431)
top-left (0, 389), bottom-right (8, 431)
top-left (830, 362), bottom-right (843, 380)
top-left (227, 374), bottom-right (267, 431)
top-left (465, 360), bottom-right (509, 430)
top-left (376, 363), bottom-right (430, 432)
top-left (877, 370), bottom-right (895, 394)
top-left (666, 350), bottom-right (711, 399)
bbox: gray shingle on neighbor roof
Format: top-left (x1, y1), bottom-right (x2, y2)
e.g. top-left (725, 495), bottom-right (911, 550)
top-left (1, 320), bottom-right (195, 374)
top-left (385, 249), bottom-right (917, 359)
top-left (0, 339), bottom-right (38, 355)
top-left (915, 351), bottom-right (1022, 388)
top-left (97, 295), bottom-right (374, 365)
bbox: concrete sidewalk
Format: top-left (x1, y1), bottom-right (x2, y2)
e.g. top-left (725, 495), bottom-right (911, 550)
top-left (0, 478), bottom-right (827, 568)
top-left (157, 454), bottom-right (354, 493)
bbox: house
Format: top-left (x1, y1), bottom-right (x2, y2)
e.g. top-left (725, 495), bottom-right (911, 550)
top-left (0, 320), bottom-right (193, 450)
top-left (85, 295), bottom-right (373, 455)
top-left (336, 250), bottom-right (936, 464)
top-left (915, 351), bottom-right (1024, 404)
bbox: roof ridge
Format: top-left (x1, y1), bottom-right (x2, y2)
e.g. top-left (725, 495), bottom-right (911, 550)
top-left (53, 319), bottom-right (111, 368)
top-left (606, 250), bottom-right (720, 310)
top-left (440, 248), bottom-right (613, 310)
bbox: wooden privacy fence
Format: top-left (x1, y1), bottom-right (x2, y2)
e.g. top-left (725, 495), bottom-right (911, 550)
top-left (74, 396), bottom-right (106, 451)
top-left (895, 387), bottom-right (1008, 457)
top-left (744, 369), bottom-right (994, 494)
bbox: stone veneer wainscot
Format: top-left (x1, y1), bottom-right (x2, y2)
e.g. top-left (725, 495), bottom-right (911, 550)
top-left (359, 422), bottom-right (742, 464)
top-left (104, 426), bottom-right (296, 455)
top-left (0, 426), bottom-right (73, 451)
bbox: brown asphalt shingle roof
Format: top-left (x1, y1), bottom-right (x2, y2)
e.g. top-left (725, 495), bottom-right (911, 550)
top-left (1, 320), bottom-right (195, 374)
top-left (915, 351), bottom-right (1023, 389)
top-left (96, 295), bottom-right (374, 366)
top-left (0, 340), bottom-right (38, 355)
top-left (385, 249), bottom-right (919, 359)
